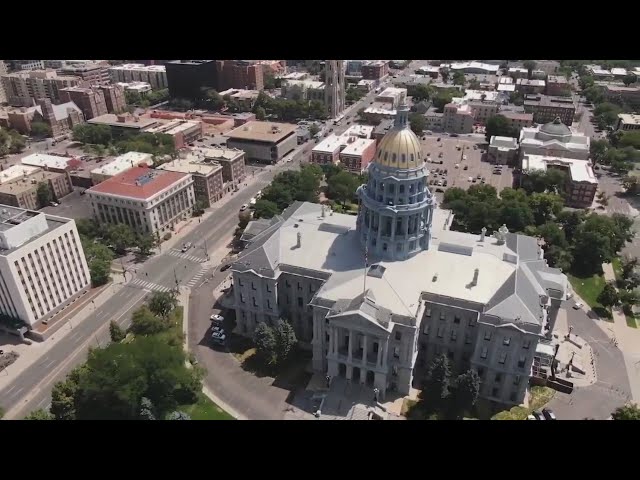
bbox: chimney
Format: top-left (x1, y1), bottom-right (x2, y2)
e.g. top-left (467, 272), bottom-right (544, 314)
top-left (480, 227), bottom-right (486, 242)
top-left (296, 232), bottom-right (302, 248)
top-left (472, 268), bottom-right (479, 286)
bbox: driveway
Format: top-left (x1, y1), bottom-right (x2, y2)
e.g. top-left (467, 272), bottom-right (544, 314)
top-left (545, 302), bottom-right (633, 419)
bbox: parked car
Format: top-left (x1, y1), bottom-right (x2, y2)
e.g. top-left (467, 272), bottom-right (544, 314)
top-left (450, 133), bottom-right (459, 137)
top-left (573, 302), bottom-right (584, 310)
top-left (542, 408), bottom-right (557, 420)
top-left (443, 180), bottom-right (448, 187)
top-left (211, 330), bottom-right (227, 345)
top-left (532, 411), bottom-right (545, 420)
top-left (435, 188), bottom-right (444, 193)
top-left (182, 242), bottom-right (192, 252)
top-left (220, 264), bottom-right (231, 272)
top-left (240, 204), bottom-right (249, 212)
top-left (463, 165), bottom-right (468, 171)
top-left (438, 152), bottom-right (443, 158)
top-left (436, 137), bottom-right (441, 142)
top-left (210, 314), bottom-right (224, 322)
top-left (49, 201), bottom-right (59, 207)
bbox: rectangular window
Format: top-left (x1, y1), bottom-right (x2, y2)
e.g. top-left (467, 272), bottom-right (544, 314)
top-left (240, 293), bottom-right (245, 303)
top-left (393, 347), bottom-right (400, 359)
top-left (266, 284), bottom-right (271, 293)
top-left (251, 282), bottom-right (256, 291)
top-left (518, 355), bottom-right (526, 369)
top-left (513, 375), bottom-right (521, 386)
top-left (297, 297), bottom-right (303, 307)
top-left (454, 315), bottom-right (461, 324)
top-left (447, 350), bottom-right (454, 360)
top-left (499, 352), bottom-right (507, 364)
top-left (464, 332), bottom-right (472, 345)
top-left (423, 323), bottom-right (430, 335)
top-left (437, 326), bottom-right (444, 338)
top-left (252, 297), bottom-right (258, 307)
top-left (503, 336), bottom-right (511, 346)
top-left (239, 279), bottom-right (244, 287)
top-left (395, 331), bottom-right (401, 341)
top-left (267, 299), bottom-right (271, 309)
top-left (480, 346), bottom-right (488, 359)
top-left (425, 307), bottom-right (431, 318)
top-left (440, 311), bottom-right (446, 321)
top-left (450, 329), bottom-right (457, 341)
top-left (523, 339), bottom-right (531, 350)
top-left (484, 331), bottom-right (492, 341)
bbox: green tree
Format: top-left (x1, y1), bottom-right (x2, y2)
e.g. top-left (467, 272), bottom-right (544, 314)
top-left (527, 192), bottom-right (564, 225)
top-left (407, 84), bottom-right (433, 101)
top-left (420, 354), bottom-right (451, 413)
top-left (253, 199), bottom-right (280, 219)
top-left (623, 74), bottom-right (638, 87)
top-left (618, 131), bottom-right (640, 149)
top-left (409, 112), bottom-right (427, 135)
top-left (523, 60), bottom-right (537, 78)
top-left (129, 305), bottom-right (169, 335)
top-left (106, 223), bottom-right (136, 254)
top-left (24, 408), bottom-right (54, 420)
top-left (166, 410), bottom-right (191, 420)
top-left (452, 71), bottom-right (466, 85)
top-left (622, 175), bottom-right (640, 195)
top-left (109, 320), bottom-right (126, 343)
top-left (36, 182), bottom-right (52, 208)
top-left (439, 67), bottom-right (450, 83)
top-left (556, 210), bottom-right (585, 243)
top-left (572, 230), bottom-right (611, 274)
top-left (612, 403), bottom-right (640, 420)
top-left (8, 130), bottom-right (26, 154)
top-left (148, 291), bottom-right (178, 319)
top-left (619, 288), bottom-right (640, 306)
top-left (89, 260), bottom-right (111, 287)
top-left (326, 170), bottom-right (360, 205)
top-left (537, 222), bottom-right (569, 249)
top-left (621, 256), bottom-right (639, 280)
top-left (432, 92), bottom-right (453, 111)
top-left (255, 106), bottom-right (266, 121)
top-left (30, 121), bottom-right (52, 138)
top-left (546, 245), bottom-right (573, 271)
top-left (308, 123), bottom-right (320, 138)
top-left (51, 364), bottom-right (89, 420)
top-left (254, 322), bottom-right (277, 365)
top-left (590, 139), bottom-right (609, 166)
top-left (485, 115), bottom-right (519, 143)
top-left (597, 282), bottom-right (619, 307)
top-left (273, 319), bottom-right (298, 365)
top-left (169, 98), bottom-right (194, 112)
top-left (137, 233), bottom-right (157, 256)
top-left (449, 369), bottom-right (480, 419)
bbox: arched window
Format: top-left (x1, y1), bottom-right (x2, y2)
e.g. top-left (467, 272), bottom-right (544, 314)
top-left (401, 154), bottom-right (406, 163)
top-left (410, 154), bottom-right (415, 162)
top-left (384, 152), bottom-right (388, 161)
top-left (392, 153), bottom-right (397, 163)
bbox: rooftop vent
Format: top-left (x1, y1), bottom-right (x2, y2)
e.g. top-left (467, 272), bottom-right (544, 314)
top-left (367, 264), bottom-right (386, 279)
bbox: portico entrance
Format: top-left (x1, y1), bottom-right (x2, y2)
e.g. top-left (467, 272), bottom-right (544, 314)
top-left (352, 366), bottom-right (361, 383)
top-left (338, 363), bottom-right (347, 378)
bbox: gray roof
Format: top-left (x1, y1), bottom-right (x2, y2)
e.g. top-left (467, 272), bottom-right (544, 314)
top-left (34, 101), bottom-right (82, 121)
top-left (539, 117), bottom-right (571, 137)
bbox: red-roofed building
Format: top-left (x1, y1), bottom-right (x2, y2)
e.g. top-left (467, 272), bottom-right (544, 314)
top-left (86, 166), bottom-right (195, 235)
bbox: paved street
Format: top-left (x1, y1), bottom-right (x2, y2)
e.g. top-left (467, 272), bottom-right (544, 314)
top-left (546, 301), bottom-right (633, 419)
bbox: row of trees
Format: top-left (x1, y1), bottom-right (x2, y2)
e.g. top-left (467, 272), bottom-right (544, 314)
top-left (484, 114), bottom-right (520, 142)
top-left (25, 290), bottom-right (200, 420)
top-left (253, 91), bottom-right (328, 122)
top-left (442, 183), bottom-right (634, 276)
top-left (590, 137), bottom-right (640, 174)
top-left (404, 84), bottom-right (464, 112)
top-left (72, 124), bottom-right (176, 159)
top-left (412, 354), bottom-right (480, 420)
top-left (0, 128), bottom-right (26, 157)
top-left (124, 88), bottom-right (170, 108)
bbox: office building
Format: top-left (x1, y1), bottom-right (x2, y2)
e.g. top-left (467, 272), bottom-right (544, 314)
top-left (361, 61), bottom-right (390, 81)
top-left (488, 136), bottom-right (519, 165)
top-left (1, 70), bottom-right (81, 107)
top-left (108, 64), bottom-right (168, 90)
top-left (522, 154), bottom-right (597, 208)
top-left (116, 81), bottom-right (152, 95)
top-left (87, 113), bottom-right (159, 137)
top-left (616, 113), bottom-right (640, 132)
top-left (59, 62), bottom-right (110, 85)
top-left (216, 60), bottom-right (264, 91)
top-left (523, 94), bottom-right (576, 126)
top-left (281, 80), bottom-right (325, 102)
top-left (450, 62), bottom-right (499, 74)
top-left (546, 76), bottom-right (571, 96)
top-left (219, 88), bottom-right (261, 110)
top-left (21, 153), bottom-right (73, 172)
top-left (87, 166), bottom-right (195, 236)
top-left (0, 165), bottom-right (73, 210)
top-left (165, 60), bottom-right (218, 100)
top-left (145, 119), bottom-right (203, 149)
top-left (519, 118), bottom-right (590, 161)
top-left (194, 146), bottom-right (246, 192)
top-left (158, 154), bottom-right (224, 207)
top-left (324, 60), bottom-right (346, 119)
top-left (11, 60), bottom-right (45, 71)
top-left (442, 103), bottom-right (474, 134)
top-left (225, 121), bottom-right (297, 164)
top-left (376, 87), bottom-right (407, 109)
top-left (90, 152), bottom-right (154, 185)
top-left (96, 85), bottom-right (127, 114)
top-left (229, 105), bottom-right (567, 406)
top-left (0, 206), bottom-right (91, 330)
top-left (311, 135), bottom-right (343, 166)
top-left (516, 79), bottom-right (546, 95)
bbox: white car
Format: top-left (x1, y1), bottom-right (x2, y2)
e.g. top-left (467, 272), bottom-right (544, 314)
top-left (256, 190), bottom-right (262, 198)
top-left (573, 302), bottom-right (584, 310)
top-left (210, 314), bottom-right (224, 322)
top-left (250, 197), bottom-right (257, 206)
top-left (211, 331), bottom-right (226, 345)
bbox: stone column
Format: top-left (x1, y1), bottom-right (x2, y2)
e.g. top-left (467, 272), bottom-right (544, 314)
top-left (377, 339), bottom-right (383, 367)
top-left (334, 327), bottom-right (339, 354)
top-left (348, 329), bottom-right (354, 362)
top-left (362, 334), bottom-right (368, 366)
top-left (377, 214), bottom-right (383, 248)
top-left (382, 341), bottom-right (389, 369)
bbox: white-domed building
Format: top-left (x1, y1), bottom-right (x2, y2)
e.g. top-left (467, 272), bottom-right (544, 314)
top-left (519, 117), bottom-right (591, 161)
top-left (230, 105), bottom-right (567, 408)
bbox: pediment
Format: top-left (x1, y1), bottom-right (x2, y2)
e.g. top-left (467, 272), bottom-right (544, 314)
top-left (328, 311), bottom-right (391, 335)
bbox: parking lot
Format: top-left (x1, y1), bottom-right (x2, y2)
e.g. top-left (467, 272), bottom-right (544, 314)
top-left (421, 135), bottom-right (514, 201)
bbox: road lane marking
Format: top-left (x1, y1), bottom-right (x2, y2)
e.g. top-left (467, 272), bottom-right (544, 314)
top-left (44, 358), bottom-right (56, 369)
top-left (8, 386), bottom-right (24, 399)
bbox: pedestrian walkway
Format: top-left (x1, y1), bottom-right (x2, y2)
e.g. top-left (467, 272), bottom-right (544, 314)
top-left (127, 278), bottom-right (172, 293)
top-left (184, 266), bottom-right (209, 288)
top-left (167, 249), bottom-right (206, 263)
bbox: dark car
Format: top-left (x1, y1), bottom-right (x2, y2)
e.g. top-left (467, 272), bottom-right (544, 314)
top-left (450, 133), bottom-right (459, 137)
top-left (220, 264), bottom-right (231, 272)
top-left (532, 410), bottom-right (545, 420)
top-left (542, 408), bottom-right (557, 420)
top-left (436, 137), bottom-right (441, 142)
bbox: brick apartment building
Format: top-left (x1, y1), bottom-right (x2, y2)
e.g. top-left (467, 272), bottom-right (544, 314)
top-left (59, 86), bottom-right (108, 120)
top-left (361, 61), bottom-right (390, 81)
top-left (195, 146), bottom-right (246, 192)
top-left (158, 154), bottom-right (225, 208)
top-left (1, 70), bottom-right (81, 107)
top-left (60, 62), bottom-right (111, 85)
top-left (0, 165), bottom-right (73, 210)
top-left (500, 111), bottom-right (534, 131)
top-left (216, 60), bottom-right (264, 91)
top-left (546, 76), bottom-right (571, 96)
top-left (523, 94), bottom-right (576, 126)
top-left (96, 85), bottom-right (127, 114)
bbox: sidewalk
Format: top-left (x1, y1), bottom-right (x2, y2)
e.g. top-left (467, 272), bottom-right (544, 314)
top-left (0, 278), bottom-right (126, 392)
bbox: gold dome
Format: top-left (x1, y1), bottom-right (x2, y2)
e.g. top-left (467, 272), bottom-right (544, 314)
top-left (374, 105), bottom-right (423, 169)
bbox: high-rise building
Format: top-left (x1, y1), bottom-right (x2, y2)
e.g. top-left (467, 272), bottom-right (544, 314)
top-left (59, 62), bottom-right (111, 85)
top-left (229, 104), bottom-right (568, 406)
top-left (324, 60), bottom-right (345, 118)
top-left (165, 60), bottom-right (218, 101)
top-left (96, 84), bottom-right (127, 114)
top-left (109, 64), bottom-right (168, 90)
top-left (1, 70), bottom-right (81, 107)
top-left (59, 86), bottom-right (108, 120)
top-left (215, 60), bottom-right (264, 91)
top-left (0, 206), bottom-right (91, 330)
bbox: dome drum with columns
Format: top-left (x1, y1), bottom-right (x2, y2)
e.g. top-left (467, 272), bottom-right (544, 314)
top-left (356, 103), bottom-right (435, 261)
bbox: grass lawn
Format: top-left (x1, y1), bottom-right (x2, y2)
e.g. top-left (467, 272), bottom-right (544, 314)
top-left (612, 257), bottom-right (623, 283)
top-left (491, 386), bottom-right (555, 420)
top-left (625, 315), bottom-right (638, 328)
top-left (178, 392), bottom-right (234, 420)
top-left (567, 272), bottom-right (612, 319)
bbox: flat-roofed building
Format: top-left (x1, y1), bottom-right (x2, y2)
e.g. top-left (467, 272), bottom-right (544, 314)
top-left (522, 154), bottom-right (597, 208)
top-left (193, 146), bottom-right (246, 191)
top-left (508, 67), bottom-right (528, 79)
top-left (218, 88), bottom-right (261, 110)
top-left (603, 85), bottom-right (640, 109)
top-left (546, 76), bottom-right (571, 96)
top-left (0, 166), bottom-right (72, 210)
top-left (21, 153), bottom-right (73, 172)
top-left (59, 86), bottom-right (108, 120)
top-left (158, 154), bottom-right (224, 207)
top-left (225, 121), bottom-right (297, 164)
top-left (523, 94), bottom-right (576, 126)
top-left (1, 70), bottom-right (82, 107)
top-left (450, 62), bottom-right (499, 74)
top-left (311, 134), bottom-right (343, 166)
top-left (500, 111), bottom-right (534, 131)
top-left (145, 119), bottom-right (203, 149)
top-left (339, 137), bottom-right (376, 173)
top-left (443, 103), bottom-right (474, 134)
top-left (109, 64), bottom-right (168, 90)
top-left (87, 166), bottom-right (195, 235)
top-left (516, 78), bottom-right (546, 95)
top-left (488, 136), bottom-right (519, 165)
top-left (60, 61), bottom-right (110, 85)
top-left (87, 113), bottom-right (160, 137)
top-left (376, 87), bottom-right (407, 108)
top-left (342, 124), bottom-right (374, 139)
top-left (0, 206), bottom-right (91, 331)
top-left (616, 113), bottom-right (640, 131)
top-left (90, 151), bottom-right (154, 185)
top-left (361, 60), bottom-right (390, 80)
top-left (281, 80), bottom-right (325, 102)
top-left (519, 118), bottom-right (590, 161)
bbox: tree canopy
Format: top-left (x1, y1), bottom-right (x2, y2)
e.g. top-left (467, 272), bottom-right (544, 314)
top-left (612, 403), bottom-right (640, 420)
top-left (485, 115), bottom-right (519, 142)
